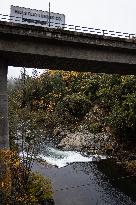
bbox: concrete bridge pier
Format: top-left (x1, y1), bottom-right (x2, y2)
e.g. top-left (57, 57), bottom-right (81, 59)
top-left (0, 59), bottom-right (9, 149)
top-left (0, 60), bottom-right (11, 205)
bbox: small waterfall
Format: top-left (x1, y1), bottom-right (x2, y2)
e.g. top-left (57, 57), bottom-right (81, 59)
top-left (36, 146), bottom-right (106, 168)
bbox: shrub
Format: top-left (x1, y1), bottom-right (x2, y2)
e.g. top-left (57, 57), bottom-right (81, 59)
top-left (0, 150), bottom-right (53, 205)
top-left (56, 93), bottom-right (91, 124)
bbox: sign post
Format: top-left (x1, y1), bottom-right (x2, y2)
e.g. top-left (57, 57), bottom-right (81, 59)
top-left (49, 2), bottom-right (50, 27)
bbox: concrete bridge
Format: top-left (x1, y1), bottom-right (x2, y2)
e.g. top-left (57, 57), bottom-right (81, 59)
top-left (0, 21), bottom-right (136, 148)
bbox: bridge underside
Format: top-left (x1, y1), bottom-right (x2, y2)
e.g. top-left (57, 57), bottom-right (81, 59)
top-left (0, 51), bottom-right (136, 75)
top-left (0, 21), bottom-right (136, 75)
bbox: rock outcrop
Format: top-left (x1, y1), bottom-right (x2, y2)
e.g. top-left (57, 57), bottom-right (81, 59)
top-left (57, 130), bottom-right (116, 155)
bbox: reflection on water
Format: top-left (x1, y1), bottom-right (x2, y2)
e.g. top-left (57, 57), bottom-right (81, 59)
top-left (32, 146), bottom-right (136, 205)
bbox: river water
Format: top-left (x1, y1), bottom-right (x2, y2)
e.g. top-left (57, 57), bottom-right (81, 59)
top-left (32, 145), bottom-right (136, 205)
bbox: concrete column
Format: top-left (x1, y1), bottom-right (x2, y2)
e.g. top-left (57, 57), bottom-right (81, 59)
top-left (0, 61), bottom-right (10, 204)
top-left (0, 59), bottom-right (9, 149)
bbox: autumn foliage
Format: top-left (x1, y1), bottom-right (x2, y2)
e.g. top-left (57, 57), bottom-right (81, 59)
top-left (0, 150), bottom-right (53, 205)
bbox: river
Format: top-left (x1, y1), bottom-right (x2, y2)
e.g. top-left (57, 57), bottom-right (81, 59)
top-left (32, 144), bottom-right (136, 205)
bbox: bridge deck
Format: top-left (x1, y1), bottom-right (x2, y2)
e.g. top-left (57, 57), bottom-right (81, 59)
top-left (0, 21), bottom-right (136, 74)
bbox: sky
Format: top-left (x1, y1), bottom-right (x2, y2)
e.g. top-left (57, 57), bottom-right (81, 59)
top-left (1, 0), bottom-right (136, 78)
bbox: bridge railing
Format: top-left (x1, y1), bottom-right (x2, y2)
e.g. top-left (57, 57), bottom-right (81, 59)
top-left (0, 13), bottom-right (136, 40)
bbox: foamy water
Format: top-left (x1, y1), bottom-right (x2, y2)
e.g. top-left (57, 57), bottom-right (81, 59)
top-left (20, 146), bottom-right (106, 168)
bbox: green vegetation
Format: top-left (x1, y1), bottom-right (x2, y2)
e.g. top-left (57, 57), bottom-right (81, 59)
top-left (0, 150), bottom-right (53, 205)
top-left (122, 160), bottom-right (136, 176)
top-left (7, 70), bottom-right (136, 203)
top-left (9, 70), bottom-right (136, 143)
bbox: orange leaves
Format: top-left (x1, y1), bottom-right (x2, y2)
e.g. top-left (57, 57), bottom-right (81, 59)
top-left (0, 149), bottom-right (53, 204)
top-left (0, 149), bottom-right (12, 202)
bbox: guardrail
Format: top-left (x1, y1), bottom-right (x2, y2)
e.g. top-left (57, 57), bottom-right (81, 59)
top-left (0, 13), bottom-right (136, 40)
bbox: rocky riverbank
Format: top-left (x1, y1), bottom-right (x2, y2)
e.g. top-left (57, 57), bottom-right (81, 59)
top-left (52, 127), bottom-right (136, 175)
top-left (53, 128), bottom-right (116, 155)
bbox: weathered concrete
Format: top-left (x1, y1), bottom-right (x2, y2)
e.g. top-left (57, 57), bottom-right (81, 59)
top-left (0, 21), bottom-right (136, 74)
top-left (0, 59), bottom-right (9, 148)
